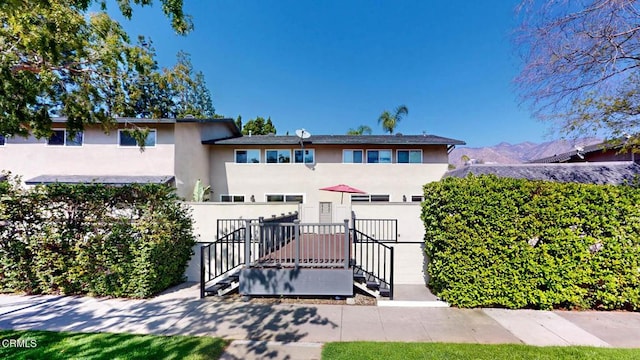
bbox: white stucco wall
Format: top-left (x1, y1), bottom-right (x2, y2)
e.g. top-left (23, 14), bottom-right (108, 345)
top-left (209, 144), bottom-right (448, 206)
top-left (0, 124), bottom-right (176, 183)
top-left (174, 123), bottom-right (210, 199)
top-left (352, 203), bottom-right (427, 285)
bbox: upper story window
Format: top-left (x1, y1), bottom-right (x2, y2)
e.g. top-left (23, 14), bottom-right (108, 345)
top-left (235, 149), bottom-right (260, 163)
top-left (397, 150), bottom-right (422, 163)
top-left (343, 150), bottom-right (363, 163)
top-left (48, 130), bottom-right (83, 146)
top-left (366, 150), bottom-right (392, 163)
top-left (118, 129), bottom-right (156, 147)
top-left (266, 149), bottom-right (291, 163)
top-left (294, 149), bottom-right (315, 164)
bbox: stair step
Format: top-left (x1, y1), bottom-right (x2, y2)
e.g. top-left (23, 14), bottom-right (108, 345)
top-left (366, 281), bottom-right (379, 291)
top-left (379, 285), bottom-right (390, 297)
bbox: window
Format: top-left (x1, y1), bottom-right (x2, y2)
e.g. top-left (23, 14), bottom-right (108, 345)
top-left (397, 150), bottom-right (422, 163)
top-left (47, 130), bottom-right (83, 146)
top-left (266, 149), bottom-right (291, 163)
top-left (351, 194), bottom-right (390, 202)
top-left (294, 149), bottom-right (315, 164)
top-left (266, 194), bottom-right (304, 203)
top-left (119, 129), bottom-right (156, 147)
top-left (366, 150), bottom-right (392, 163)
top-left (220, 195), bottom-right (245, 202)
top-left (235, 149), bottom-right (260, 163)
top-left (343, 150), bottom-right (363, 163)
top-left (411, 195), bottom-right (424, 202)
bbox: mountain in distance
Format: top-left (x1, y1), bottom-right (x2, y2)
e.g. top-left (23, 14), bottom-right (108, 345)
top-left (449, 138), bottom-right (602, 168)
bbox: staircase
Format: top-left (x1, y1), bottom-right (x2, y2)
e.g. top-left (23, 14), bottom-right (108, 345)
top-left (201, 214), bottom-right (395, 300)
top-left (353, 267), bottom-right (391, 298)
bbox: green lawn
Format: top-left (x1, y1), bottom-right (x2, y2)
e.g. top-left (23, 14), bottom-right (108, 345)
top-left (322, 342), bottom-right (640, 360)
top-left (0, 330), bottom-right (227, 360)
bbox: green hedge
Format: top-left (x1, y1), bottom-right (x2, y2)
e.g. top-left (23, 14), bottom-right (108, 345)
top-left (0, 175), bottom-right (196, 298)
top-left (422, 175), bottom-right (640, 310)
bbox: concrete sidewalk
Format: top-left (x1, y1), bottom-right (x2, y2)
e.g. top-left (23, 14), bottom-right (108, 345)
top-left (1, 283), bottom-right (640, 359)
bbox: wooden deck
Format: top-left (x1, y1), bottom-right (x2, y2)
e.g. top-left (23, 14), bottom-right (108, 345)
top-left (258, 232), bottom-right (352, 267)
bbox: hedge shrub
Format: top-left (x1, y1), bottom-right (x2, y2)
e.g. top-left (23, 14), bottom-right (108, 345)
top-left (0, 175), bottom-right (196, 298)
top-left (422, 175), bottom-right (640, 310)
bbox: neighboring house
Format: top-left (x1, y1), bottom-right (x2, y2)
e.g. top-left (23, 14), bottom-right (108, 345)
top-left (530, 139), bottom-right (639, 164)
top-left (0, 117), bottom-right (240, 199)
top-left (203, 134), bottom-right (464, 209)
top-left (445, 162), bottom-right (640, 185)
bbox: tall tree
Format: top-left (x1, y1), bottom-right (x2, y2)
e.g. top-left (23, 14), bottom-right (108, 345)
top-left (163, 52), bottom-right (215, 118)
top-left (516, 0), bottom-right (640, 143)
top-left (347, 125), bottom-right (373, 135)
top-left (0, 0), bottom-right (194, 139)
top-left (242, 116), bottom-right (277, 135)
top-left (378, 105), bottom-right (408, 134)
top-left (235, 115), bottom-right (243, 131)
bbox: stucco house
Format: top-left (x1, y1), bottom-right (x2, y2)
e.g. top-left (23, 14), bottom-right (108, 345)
top-left (203, 133), bottom-right (463, 217)
top-left (1, 118), bottom-right (466, 298)
top-left (1, 118), bottom-right (465, 207)
top-left (0, 117), bottom-right (240, 199)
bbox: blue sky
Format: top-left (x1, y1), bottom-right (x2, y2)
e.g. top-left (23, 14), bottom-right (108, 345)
top-left (106, 0), bottom-right (547, 147)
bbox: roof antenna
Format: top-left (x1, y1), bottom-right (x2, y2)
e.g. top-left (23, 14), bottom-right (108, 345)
top-left (295, 128), bottom-right (311, 148)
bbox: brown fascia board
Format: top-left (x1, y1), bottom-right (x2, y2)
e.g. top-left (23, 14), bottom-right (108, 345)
top-left (202, 134), bottom-right (466, 146)
top-left (50, 116), bottom-right (241, 136)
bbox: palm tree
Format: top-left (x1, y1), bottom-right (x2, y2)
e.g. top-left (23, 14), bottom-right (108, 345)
top-left (347, 125), bottom-right (372, 135)
top-left (378, 105), bottom-right (408, 134)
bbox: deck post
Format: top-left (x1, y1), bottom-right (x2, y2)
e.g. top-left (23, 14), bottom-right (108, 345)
top-left (390, 246), bottom-right (394, 300)
top-left (200, 245), bottom-right (205, 298)
top-left (294, 219), bottom-right (300, 267)
top-left (244, 219), bottom-right (252, 267)
top-left (344, 219), bottom-right (350, 269)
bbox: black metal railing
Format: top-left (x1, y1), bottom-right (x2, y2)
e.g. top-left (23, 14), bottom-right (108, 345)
top-left (353, 218), bottom-right (398, 242)
top-left (200, 227), bottom-right (247, 298)
top-left (202, 212), bottom-right (300, 297)
top-left (352, 229), bottom-right (394, 299)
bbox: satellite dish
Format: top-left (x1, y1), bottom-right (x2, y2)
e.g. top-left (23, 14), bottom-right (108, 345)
top-left (295, 129), bottom-right (311, 139)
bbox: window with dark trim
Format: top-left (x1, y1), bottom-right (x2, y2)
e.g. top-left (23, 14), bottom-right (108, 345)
top-left (220, 195), bottom-right (245, 202)
top-left (235, 149), bottom-right (260, 163)
top-left (266, 194), bottom-right (304, 203)
top-left (48, 130), bottom-right (83, 146)
top-left (119, 129), bottom-right (156, 147)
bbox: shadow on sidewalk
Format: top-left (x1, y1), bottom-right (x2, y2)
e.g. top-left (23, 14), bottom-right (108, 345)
top-left (0, 284), bottom-right (338, 359)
